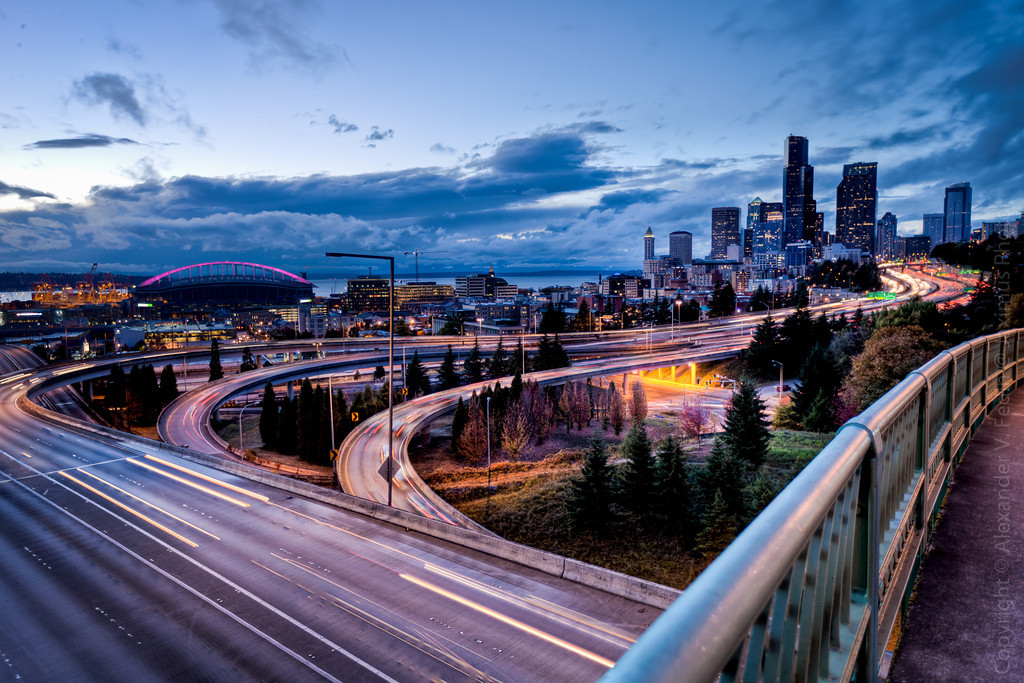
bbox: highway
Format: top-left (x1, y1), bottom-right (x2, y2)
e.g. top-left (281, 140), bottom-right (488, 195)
top-left (0, 355), bottom-right (660, 681)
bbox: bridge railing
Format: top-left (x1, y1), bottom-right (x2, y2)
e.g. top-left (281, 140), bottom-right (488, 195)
top-left (603, 328), bottom-right (1023, 682)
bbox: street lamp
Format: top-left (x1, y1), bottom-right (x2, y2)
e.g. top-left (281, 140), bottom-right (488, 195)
top-left (326, 250), bottom-right (395, 506)
top-left (771, 359), bottom-right (783, 395)
top-left (238, 399), bottom-right (261, 457)
top-left (672, 299), bottom-right (682, 340)
top-left (486, 395), bottom-right (492, 516)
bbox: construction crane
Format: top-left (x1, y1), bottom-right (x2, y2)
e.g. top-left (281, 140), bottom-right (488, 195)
top-left (402, 250), bottom-right (448, 282)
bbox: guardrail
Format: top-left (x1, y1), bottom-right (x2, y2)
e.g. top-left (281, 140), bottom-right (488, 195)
top-left (603, 328), bottom-right (1022, 682)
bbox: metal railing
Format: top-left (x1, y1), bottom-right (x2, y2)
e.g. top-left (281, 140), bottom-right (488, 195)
top-left (604, 328), bottom-right (1023, 682)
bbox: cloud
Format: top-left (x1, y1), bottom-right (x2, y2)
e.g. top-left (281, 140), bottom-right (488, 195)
top-left (598, 189), bottom-right (673, 211)
top-left (365, 126), bottom-right (394, 142)
top-left (0, 180), bottom-right (55, 200)
top-left (430, 143), bottom-right (456, 155)
top-left (211, 0), bottom-right (342, 71)
top-left (105, 38), bottom-right (142, 60)
top-left (72, 73), bottom-right (147, 125)
top-left (25, 134), bottom-right (139, 150)
top-left (864, 125), bottom-right (948, 150)
top-left (480, 132), bottom-right (590, 175)
top-left (328, 115), bottom-right (358, 133)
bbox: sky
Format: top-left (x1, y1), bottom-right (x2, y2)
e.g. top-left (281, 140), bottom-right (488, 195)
top-left (2, 0), bottom-right (1023, 280)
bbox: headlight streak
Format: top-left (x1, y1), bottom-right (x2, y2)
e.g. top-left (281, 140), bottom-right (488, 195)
top-left (127, 459), bottom-right (250, 508)
top-left (59, 471), bottom-right (199, 548)
top-left (258, 554), bottom-right (489, 680)
top-left (399, 573), bottom-right (615, 669)
top-left (75, 468), bottom-right (221, 541)
top-left (142, 454), bottom-right (270, 502)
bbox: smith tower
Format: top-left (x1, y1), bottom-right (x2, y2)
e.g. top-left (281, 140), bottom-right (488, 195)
top-left (783, 135), bottom-right (816, 247)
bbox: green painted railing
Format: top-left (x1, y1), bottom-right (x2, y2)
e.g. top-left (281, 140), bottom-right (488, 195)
top-left (604, 328), bottom-right (1022, 682)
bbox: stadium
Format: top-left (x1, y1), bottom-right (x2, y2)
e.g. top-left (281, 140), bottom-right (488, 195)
top-left (134, 261), bottom-right (314, 307)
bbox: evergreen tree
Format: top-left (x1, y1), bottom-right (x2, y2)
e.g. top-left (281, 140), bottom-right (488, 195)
top-left (332, 389), bottom-right (351, 446)
top-left (488, 337), bottom-right (511, 378)
top-left (438, 317), bottom-right (462, 335)
top-left (699, 438), bottom-right (747, 521)
top-left (571, 299), bottom-right (592, 332)
top-left (208, 338), bottom-right (223, 381)
top-left (450, 396), bottom-right (469, 446)
top-left (239, 347), bottom-right (257, 372)
top-left (616, 424), bottom-right (655, 522)
top-left (513, 336), bottom-right (528, 374)
top-left (745, 314), bottom-right (780, 379)
top-left (159, 364), bottom-right (179, 405)
top-left (373, 365), bottom-right (386, 382)
top-left (709, 282), bottom-right (737, 318)
top-left (695, 491), bottom-right (740, 558)
top-left (655, 295), bottom-right (670, 325)
top-left (259, 382), bottom-right (278, 449)
top-left (565, 438), bottom-right (614, 532)
top-left (535, 334), bottom-right (570, 371)
top-left (314, 385), bottom-right (330, 464)
top-left (538, 301), bottom-right (566, 333)
top-left (437, 345), bottom-right (460, 390)
top-left (778, 305), bottom-right (814, 369)
top-left (297, 379), bottom-right (317, 462)
top-left (509, 371), bottom-right (524, 402)
top-left (791, 345), bottom-right (842, 429)
top-left (404, 350), bottom-right (430, 397)
top-left (720, 376), bottom-right (771, 469)
top-left (277, 397), bottom-right (298, 455)
top-left (655, 435), bottom-right (694, 541)
top-left (463, 339), bottom-right (485, 383)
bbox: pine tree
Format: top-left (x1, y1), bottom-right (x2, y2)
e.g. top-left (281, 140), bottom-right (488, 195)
top-left (745, 314), bottom-right (780, 379)
top-left (699, 438), bottom-right (747, 521)
top-left (456, 396), bottom-right (488, 464)
top-left (297, 379), bottom-right (317, 462)
top-left (437, 345), bottom-right (460, 390)
top-left (695, 491), bottom-right (739, 558)
top-left (159, 364), bottom-right (179, 405)
top-left (572, 299), bottom-right (592, 331)
top-left (616, 424), bottom-right (655, 522)
top-left (566, 438), bottom-right (614, 532)
top-left (464, 339), bottom-right (485, 383)
top-left (655, 435), bottom-right (694, 541)
top-left (332, 389), bottom-right (351, 446)
top-left (720, 376), bottom-right (771, 469)
top-left (277, 397), bottom-right (298, 455)
top-left (239, 347), bottom-right (257, 372)
top-left (208, 338), bottom-right (223, 381)
top-left (404, 350), bottom-right (430, 397)
top-left (488, 338), bottom-right (510, 378)
top-left (451, 396), bottom-right (469, 447)
top-left (513, 336), bottom-right (528, 374)
top-left (259, 382), bottom-right (278, 449)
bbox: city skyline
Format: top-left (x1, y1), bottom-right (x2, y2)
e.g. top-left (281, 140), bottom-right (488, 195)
top-left (1, 1), bottom-right (1022, 277)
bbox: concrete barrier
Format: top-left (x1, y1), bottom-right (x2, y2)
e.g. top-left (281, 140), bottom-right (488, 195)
top-left (17, 389), bottom-right (680, 609)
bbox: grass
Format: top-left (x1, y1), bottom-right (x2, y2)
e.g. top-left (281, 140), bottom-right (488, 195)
top-left (768, 429), bottom-right (836, 468)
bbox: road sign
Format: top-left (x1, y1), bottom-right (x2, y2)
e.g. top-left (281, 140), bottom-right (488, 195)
top-left (351, 412), bottom-right (359, 421)
top-left (329, 449), bottom-right (338, 461)
top-left (378, 456), bottom-right (400, 482)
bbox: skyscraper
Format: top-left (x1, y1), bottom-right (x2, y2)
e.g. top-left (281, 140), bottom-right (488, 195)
top-left (783, 136), bottom-right (815, 247)
top-left (877, 212), bottom-right (897, 261)
top-left (755, 202), bottom-right (785, 253)
top-left (643, 226), bottom-right (655, 260)
top-left (711, 207), bottom-right (741, 259)
top-left (747, 197), bottom-right (763, 256)
top-left (924, 213), bottom-right (944, 248)
top-left (835, 162), bottom-right (878, 255)
top-left (944, 182), bottom-right (972, 243)
top-left (669, 230), bottom-right (692, 264)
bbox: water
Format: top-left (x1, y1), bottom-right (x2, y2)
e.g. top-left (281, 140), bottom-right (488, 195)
top-left (0, 291), bottom-right (33, 303)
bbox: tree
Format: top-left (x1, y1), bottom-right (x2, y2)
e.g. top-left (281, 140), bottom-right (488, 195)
top-left (276, 396), bottom-right (298, 455)
top-left (720, 376), bottom-right (771, 469)
top-left (373, 365), bottom-right (386, 382)
top-left (699, 437), bottom-right (747, 521)
top-left (678, 396), bottom-right (714, 443)
top-left (501, 398), bottom-right (532, 463)
top-left (778, 305), bottom-right (814, 370)
top-left (456, 396), bottom-right (488, 464)
top-left (745, 314), bottom-right (780, 379)
top-left (297, 379), bottom-right (318, 462)
top-left (616, 424), bottom-right (655, 522)
top-left (530, 384), bottom-right (554, 444)
top-left (534, 334), bottom-right (570, 371)
top-left (791, 345), bottom-right (843, 431)
top-left (159, 364), bottom-right (179, 405)
top-left (438, 345), bottom-right (460, 390)
top-left (450, 396), bottom-right (469, 446)
top-left (565, 438), bottom-right (614, 532)
top-left (694, 491), bottom-right (739, 558)
top-left (404, 350), bottom-right (430, 398)
top-left (538, 301), bottom-right (566, 333)
top-left (608, 386), bottom-right (626, 435)
top-left (259, 382), bottom-right (278, 449)
top-left (628, 380), bottom-right (648, 426)
top-left (463, 339), bottom-right (485, 383)
top-left (513, 336), bottom-right (528, 374)
top-left (488, 338), bottom-right (511, 378)
top-left (571, 299), bottom-right (592, 332)
top-left (208, 338), bottom-right (223, 381)
top-left (239, 347), bottom-right (257, 373)
top-left (709, 282), bottom-right (737, 318)
top-left (654, 435), bottom-right (694, 540)
top-left (843, 325), bottom-right (943, 411)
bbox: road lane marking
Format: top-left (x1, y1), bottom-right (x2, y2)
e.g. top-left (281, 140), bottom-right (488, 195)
top-left (142, 455), bottom-right (269, 502)
top-left (76, 468), bottom-right (220, 541)
top-left (400, 572), bottom-right (616, 668)
top-left (60, 471), bottom-right (199, 548)
top-left (127, 459), bottom-right (250, 508)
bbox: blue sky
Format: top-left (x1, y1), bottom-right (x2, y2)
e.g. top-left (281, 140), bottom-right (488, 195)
top-left (1, 0), bottom-right (1022, 279)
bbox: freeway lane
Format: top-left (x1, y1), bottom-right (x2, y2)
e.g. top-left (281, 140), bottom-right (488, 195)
top-left (1, 356), bottom-right (656, 681)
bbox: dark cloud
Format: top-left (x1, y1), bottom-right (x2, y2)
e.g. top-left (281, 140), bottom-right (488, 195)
top-left (72, 73), bottom-right (147, 125)
top-left (328, 115), bottom-right (358, 134)
top-left (658, 158), bottom-right (719, 171)
top-left (571, 121), bottom-right (623, 134)
top-left (430, 143), bottom-right (456, 154)
top-left (864, 125), bottom-right (948, 149)
top-left (481, 132), bottom-right (590, 174)
top-left (598, 189), bottom-right (673, 211)
top-left (25, 134), bottom-right (139, 150)
top-left (0, 180), bottom-right (55, 200)
top-left (365, 126), bottom-right (394, 142)
top-left (211, 0), bottom-right (342, 71)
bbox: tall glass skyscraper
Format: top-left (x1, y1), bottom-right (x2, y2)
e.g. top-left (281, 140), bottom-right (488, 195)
top-left (944, 182), bottom-right (972, 243)
top-left (877, 211), bottom-right (897, 261)
top-left (783, 136), bottom-right (815, 247)
top-left (755, 202), bottom-right (785, 253)
top-left (924, 213), bottom-right (944, 247)
top-left (835, 162), bottom-right (878, 255)
top-left (747, 197), bottom-right (764, 254)
top-left (711, 207), bottom-right (741, 259)
top-left (669, 230), bottom-right (692, 264)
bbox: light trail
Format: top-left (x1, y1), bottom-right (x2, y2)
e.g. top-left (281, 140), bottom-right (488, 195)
top-left (127, 458), bottom-right (250, 508)
top-left (143, 454), bottom-right (270, 502)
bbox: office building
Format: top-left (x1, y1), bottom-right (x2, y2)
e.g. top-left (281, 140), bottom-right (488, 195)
top-left (754, 202), bottom-right (784, 253)
top-left (346, 275), bottom-right (391, 313)
top-left (877, 212), bottom-right (897, 261)
top-left (924, 213), bottom-right (944, 248)
top-left (668, 231), bottom-right (692, 264)
top-left (783, 136), bottom-right (815, 246)
top-left (643, 227), bottom-right (655, 261)
top-left (944, 182), bottom-right (972, 243)
top-left (711, 207), bottom-right (741, 259)
top-left (835, 162), bottom-right (878, 255)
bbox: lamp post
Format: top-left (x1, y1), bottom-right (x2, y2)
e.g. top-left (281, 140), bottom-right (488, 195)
top-left (238, 399), bottom-right (261, 457)
top-left (326, 251), bottom-right (395, 506)
top-left (486, 395), bottom-right (492, 516)
top-left (771, 359), bottom-right (783, 396)
top-left (672, 299), bottom-right (682, 340)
